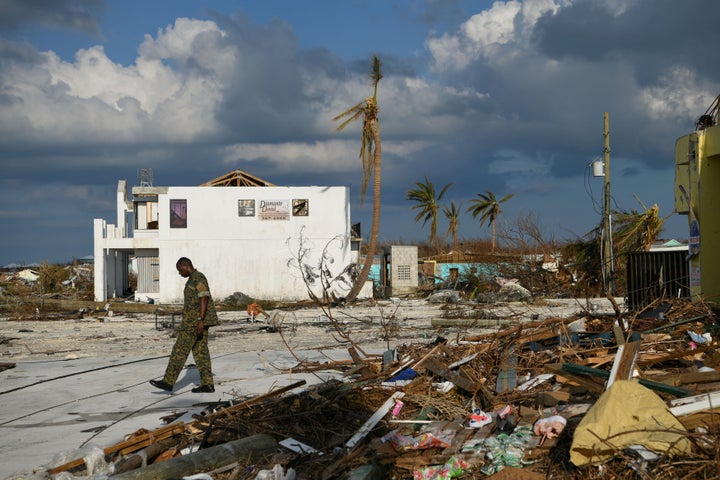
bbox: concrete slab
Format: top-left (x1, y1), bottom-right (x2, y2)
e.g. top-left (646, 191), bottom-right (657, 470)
top-left (0, 349), bottom-right (362, 479)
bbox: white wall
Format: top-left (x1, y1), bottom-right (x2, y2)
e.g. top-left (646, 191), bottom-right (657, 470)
top-left (154, 186), bottom-right (352, 303)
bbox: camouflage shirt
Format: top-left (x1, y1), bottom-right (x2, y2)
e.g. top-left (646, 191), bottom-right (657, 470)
top-left (183, 270), bottom-right (218, 327)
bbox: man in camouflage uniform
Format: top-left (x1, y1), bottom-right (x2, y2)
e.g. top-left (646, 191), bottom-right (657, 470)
top-left (150, 257), bottom-right (218, 393)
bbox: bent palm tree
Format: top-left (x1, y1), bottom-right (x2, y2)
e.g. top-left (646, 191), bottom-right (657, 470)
top-left (407, 177), bottom-right (452, 254)
top-left (467, 191), bottom-right (514, 252)
top-left (443, 201), bottom-right (462, 252)
top-left (333, 55), bottom-right (383, 302)
top-left (613, 195), bottom-right (665, 253)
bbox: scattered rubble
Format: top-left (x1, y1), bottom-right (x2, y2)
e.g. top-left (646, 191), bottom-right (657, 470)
top-left (26, 295), bottom-right (720, 479)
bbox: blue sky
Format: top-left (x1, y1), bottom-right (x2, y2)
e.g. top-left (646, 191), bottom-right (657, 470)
top-left (0, 0), bottom-right (717, 266)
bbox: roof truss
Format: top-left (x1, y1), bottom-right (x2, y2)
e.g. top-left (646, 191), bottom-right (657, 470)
top-left (201, 169), bottom-right (275, 187)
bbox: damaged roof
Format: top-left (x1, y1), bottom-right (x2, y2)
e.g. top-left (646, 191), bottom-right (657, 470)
top-left (200, 169), bottom-right (275, 187)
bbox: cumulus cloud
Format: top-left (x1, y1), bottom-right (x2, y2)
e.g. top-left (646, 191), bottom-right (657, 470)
top-left (639, 67), bottom-right (717, 119)
top-left (0, 18), bottom-right (233, 144)
top-left (427, 0), bottom-right (561, 70)
top-left (221, 139), bottom-right (430, 174)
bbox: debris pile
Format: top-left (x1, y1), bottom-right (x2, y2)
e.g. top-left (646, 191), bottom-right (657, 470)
top-left (0, 264), bottom-right (95, 320)
top-left (36, 297), bottom-right (720, 478)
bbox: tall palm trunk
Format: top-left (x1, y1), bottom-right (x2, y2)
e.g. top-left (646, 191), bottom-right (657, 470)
top-left (491, 220), bottom-right (496, 253)
top-left (433, 220), bottom-right (441, 255)
top-left (347, 124), bottom-right (381, 301)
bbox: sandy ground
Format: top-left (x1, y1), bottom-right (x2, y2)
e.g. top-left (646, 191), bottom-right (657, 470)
top-left (0, 297), bottom-right (614, 362)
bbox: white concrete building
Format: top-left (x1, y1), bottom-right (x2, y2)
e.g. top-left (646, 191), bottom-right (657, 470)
top-left (93, 170), bottom-right (364, 304)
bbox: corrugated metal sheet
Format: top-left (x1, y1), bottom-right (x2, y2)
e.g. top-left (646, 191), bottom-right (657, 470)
top-left (137, 256), bottom-right (159, 293)
top-left (626, 250), bottom-right (689, 310)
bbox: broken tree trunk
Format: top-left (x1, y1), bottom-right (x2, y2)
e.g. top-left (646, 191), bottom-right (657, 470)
top-left (110, 434), bottom-right (276, 480)
top-left (111, 438), bottom-right (177, 475)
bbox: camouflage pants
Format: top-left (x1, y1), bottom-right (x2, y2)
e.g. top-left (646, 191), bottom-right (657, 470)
top-left (162, 323), bottom-right (213, 386)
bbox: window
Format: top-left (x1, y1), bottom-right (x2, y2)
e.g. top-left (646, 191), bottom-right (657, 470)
top-left (169, 199), bottom-right (187, 228)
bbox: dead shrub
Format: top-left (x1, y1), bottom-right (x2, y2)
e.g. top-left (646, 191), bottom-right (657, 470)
top-left (38, 262), bottom-right (69, 294)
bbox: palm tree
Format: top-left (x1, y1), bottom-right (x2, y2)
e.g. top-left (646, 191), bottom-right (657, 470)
top-left (443, 201), bottom-right (462, 252)
top-left (333, 55), bottom-right (383, 302)
top-left (407, 177), bottom-right (452, 253)
top-left (467, 191), bottom-right (514, 252)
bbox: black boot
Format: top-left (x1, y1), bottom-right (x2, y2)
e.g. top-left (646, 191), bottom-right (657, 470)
top-left (149, 379), bottom-right (173, 391)
top-left (192, 384), bottom-right (215, 393)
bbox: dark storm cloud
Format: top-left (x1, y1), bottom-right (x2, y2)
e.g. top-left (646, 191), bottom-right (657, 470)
top-left (532, 0), bottom-right (720, 84)
top-left (205, 10), bottom-right (425, 144)
top-left (0, 39), bottom-right (44, 64)
top-left (204, 12), bottom-right (316, 142)
top-left (0, 0), bottom-right (104, 35)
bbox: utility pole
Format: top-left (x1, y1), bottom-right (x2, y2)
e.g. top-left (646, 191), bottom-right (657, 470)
top-left (602, 112), bottom-right (614, 295)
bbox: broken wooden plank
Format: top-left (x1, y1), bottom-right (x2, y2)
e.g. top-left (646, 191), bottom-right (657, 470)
top-left (47, 422), bottom-right (186, 475)
top-left (669, 390), bottom-right (720, 417)
top-left (575, 356), bottom-right (615, 368)
top-left (279, 437), bottom-right (321, 455)
top-left (348, 346), bottom-right (374, 379)
top-left (561, 363), bottom-right (694, 397)
top-left (496, 345), bottom-right (517, 393)
top-left (543, 364), bottom-right (606, 394)
top-left (655, 370), bottom-right (720, 386)
top-left (466, 316), bottom-right (576, 343)
top-left (676, 411), bottom-right (720, 430)
top-left (410, 342), bottom-right (445, 372)
top-left (643, 314), bottom-right (712, 333)
top-left (448, 353), bottom-right (478, 370)
top-left (430, 318), bottom-right (514, 328)
top-left (345, 391), bottom-right (404, 450)
top-left (516, 373), bottom-right (554, 392)
top-left (537, 389), bottom-right (571, 406)
top-left (112, 438), bottom-right (178, 475)
top-left (392, 450), bottom-right (437, 472)
top-left (422, 358), bottom-right (477, 394)
top-left (204, 380), bottom-right (307, 420)
top-left (439, 423), bottom-right (474, 456)
top-left (606, 340), bottom-right (641, 389)
top-left (637, 344), bottom-right (715, 367)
